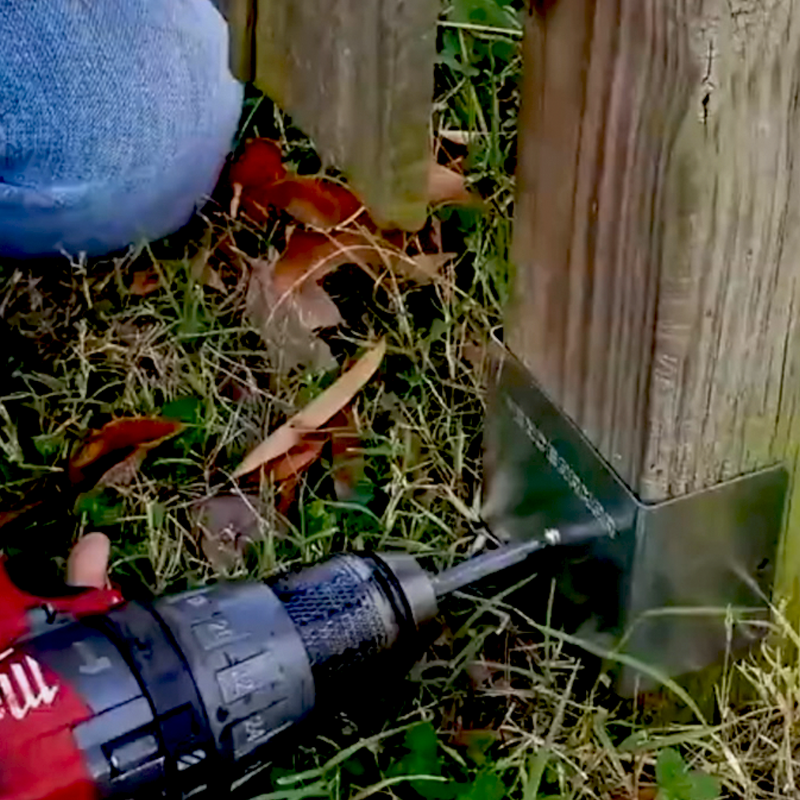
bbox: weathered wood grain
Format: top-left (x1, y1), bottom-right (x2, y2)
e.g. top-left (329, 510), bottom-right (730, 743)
top-left (511, 1), bottom-right (800, 616)
top-left (224, 0), bottom-right (438, 231)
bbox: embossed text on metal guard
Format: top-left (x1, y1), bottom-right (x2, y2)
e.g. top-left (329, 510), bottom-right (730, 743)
top-left (507, 398), bottom-right (618, 537)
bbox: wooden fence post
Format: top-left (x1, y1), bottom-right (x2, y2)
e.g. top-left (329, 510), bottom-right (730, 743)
top-left (511, 0), bottom-right (800, 624)
top-left (223, 0), bottom-right (438, 231)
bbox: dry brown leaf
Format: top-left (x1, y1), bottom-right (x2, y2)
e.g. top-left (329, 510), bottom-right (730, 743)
top-left (330, 407), bottom-right (364, 500)
top-left (69, 417), bottom-right (184, 488)
top-left (98, 450), bottom-right (147, 488)
top-left (293, 280), bottom-right (343, 330)
top-left (233, 339), bottom-right (386, 478)
top-left (270, 437), bottom-right (328, 482)
top-left (394, 252), bottom-right (457, 283)
top-left (230, 139), bottom-right (365, 229)
top-left (428, 162), bottom-right (474, 206)
top-left (195, 494), bottom-right (265, 573)
top-left (268, 177), bottom-right (363, 229)
top-left (0, 501), bottom-right (44, 533)
top-left (270, 230), bottom-right (436, 322)
top-left (272, 230), bottom-right (388, 296)
top-left (246, 230), bottom-right (393, 370)
top-left (130, 267), bottom-right (161, 296)
top-left (189, 234), bottom-right (227, 292)
top-left (249, 227), bottom-right (447, 366)
top-left (234, 413), bottom-right (355, 516)
top-left (234, 414), bottom-right (351, 519)
top-left (229, 139), bottom-right (287, 188)
top-left (204, 268), bottom-right (227, 293)
top-left (246, 256), bottom-right (338, 370)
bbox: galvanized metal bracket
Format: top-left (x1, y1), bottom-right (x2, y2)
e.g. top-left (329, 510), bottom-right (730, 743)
top-left (482, 354), bottom-right (788, 694)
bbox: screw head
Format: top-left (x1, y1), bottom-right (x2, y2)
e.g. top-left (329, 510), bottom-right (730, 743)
top-left (544, 529), bottom-right (561, 546)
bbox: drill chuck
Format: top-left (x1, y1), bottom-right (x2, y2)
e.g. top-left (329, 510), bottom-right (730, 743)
top-left (4, 553), bottom-right (438, 799)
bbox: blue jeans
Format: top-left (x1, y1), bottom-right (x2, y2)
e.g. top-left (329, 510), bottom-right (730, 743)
top-left (0, 1), bottom-right (243, 258)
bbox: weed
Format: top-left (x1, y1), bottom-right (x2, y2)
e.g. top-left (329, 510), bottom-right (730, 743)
top-left (654, 749), bottom-right (719, 800)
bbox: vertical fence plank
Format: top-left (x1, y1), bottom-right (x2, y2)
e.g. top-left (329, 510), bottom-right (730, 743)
top-left (225, 0), bottom-right (438, 230)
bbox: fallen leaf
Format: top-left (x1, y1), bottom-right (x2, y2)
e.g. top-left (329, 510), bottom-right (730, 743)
top-left (272, 230), bottom-right (387, 296)
top-left (231, 139), bottom-right (365, 229)
top-left (235, 415), bottom-right (352, 519)
top-left (293, 280), bottom-right (343, 329)
top-left (0, 501), bottom-right (46, 533)
top-left (330, 407), bottom-right (364, 500)
top-left (195, 494), bottom-right (265, 573)
top-left (229, 139), bottom-right (287, 189)
top-left (233, 140), bottom-right (475, 224)
top-left (235, 413), bottom-right (355, 515)
top-left (246, 230), bottom-right (393, 370)
top-left (98, 450), bottom-right (147, 488)
top-left (268, 177), bottom-right (363, 229)
top-left (68, 417), bottom-right (184, 488)
top-left (189, 231), bottom-right (227, 292)
top-left (130, 267), bottom-right (161, 296)
top-left (450, 729), bottom-right (501, 765)
top-left (393, 252), bottom-right (457, 283)
top-left (428, 162), bottom-right (474, 206)
top-left (270, 437), bottom-right (328, 481)
top-left (249, 231), bottom-right (442, 370)
top-left (203, 268), bottom-right (227, 293)
top-left (246, 256), bottom-right (338, 370)
top-left (233, 339), bottom-right (386, 478)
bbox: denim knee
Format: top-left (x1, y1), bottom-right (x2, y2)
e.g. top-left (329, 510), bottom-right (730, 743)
top-left (0, 0), bottom-right (243, 258)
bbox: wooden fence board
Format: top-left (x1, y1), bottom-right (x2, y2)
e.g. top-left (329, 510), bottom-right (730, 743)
top-left (223, 0), bottom-right (438, 230)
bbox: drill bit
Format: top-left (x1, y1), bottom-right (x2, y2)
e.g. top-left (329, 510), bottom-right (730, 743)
top-left (430, 532), bottom-right (561, 598)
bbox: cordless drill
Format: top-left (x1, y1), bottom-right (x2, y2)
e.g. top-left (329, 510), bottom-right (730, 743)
top-left (1, 545), bottom-right (540, 800)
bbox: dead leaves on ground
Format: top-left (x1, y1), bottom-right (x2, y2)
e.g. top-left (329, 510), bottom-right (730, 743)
top-left (233, 338), bottom-right (385, 478)
top-left (217, 139), bottom-right (475, 565)
top-left (229, 139), bottom-right (363, 230)
top-left (428, 161), bottom-right (474, 207)
top-left (0, 415), bottom-right (185, 538)
top-left (229, 138), bottom-right (475, 229)
top-left (105, 139), bottom-right (474, 571)
top-left (246, 229), bottom-right (456, 367)
top-left (197, 340), bottom-right (385, 571)
top-left (195, 494), bottom-right (266, 573)
top-left (246, 228), bottom-right (455, 367)
top-left (122, 138), bottom-right (472, 375)
top-left (129, 267), bottom-right (161, 297)
top-left (231, 138), bottom-right (473, 367)
top-left (68, 417), bottom-right (184, 490)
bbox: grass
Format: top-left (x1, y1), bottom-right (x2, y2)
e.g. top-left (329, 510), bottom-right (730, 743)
top-left (1, 1), bottom-right (800, 798)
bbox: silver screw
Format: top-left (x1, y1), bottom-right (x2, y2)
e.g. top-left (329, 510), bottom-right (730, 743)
top-left (544, 528), bottom-right (561, 545)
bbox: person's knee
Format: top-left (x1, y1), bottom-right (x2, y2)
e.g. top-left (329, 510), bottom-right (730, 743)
top-left (0, 0), bottom-right (243, 259)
